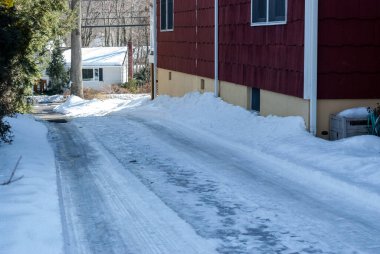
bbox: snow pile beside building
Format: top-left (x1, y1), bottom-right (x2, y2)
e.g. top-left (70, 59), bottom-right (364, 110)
top-left (147, 92), bottom-right (307, 145)
top-left (135, 92), bottom-right (380, 192)
top-left (0, 115), bottom-right (63, 254)
top-left (54, 94), bottom-right (149, 117)
top-left (57, 92), bottom-right (380, 193)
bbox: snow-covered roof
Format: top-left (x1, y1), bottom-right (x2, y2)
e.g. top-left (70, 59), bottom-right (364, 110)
top-left (64, 47), bottom-right (128, 67)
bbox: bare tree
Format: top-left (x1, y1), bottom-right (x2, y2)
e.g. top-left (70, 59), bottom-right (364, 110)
top-left (81, 0), bottom-right (149, 44)
top-left (82, 0), bottom-right (100, 47)
top-left (79, 0), bottom-right (151, 81)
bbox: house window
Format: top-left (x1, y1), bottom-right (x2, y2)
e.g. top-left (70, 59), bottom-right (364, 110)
top-left (252, 0), bottom-right (287, 26)
top-left (161, 0), bottom-right (173, 31)
top-left (83, 69), bottom-right (94, 81)
top-left (82, 68), bottom-right (101, 81)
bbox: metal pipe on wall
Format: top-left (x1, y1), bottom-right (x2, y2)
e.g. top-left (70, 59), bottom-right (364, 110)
top-left (153, 0), bottom-right (158, 99)
top-left (304, 0), bottom-right (318, 135)
top-left (309, 0), bottom-right (318, 136)
top-left (214, 0), bottom-right (219, 97)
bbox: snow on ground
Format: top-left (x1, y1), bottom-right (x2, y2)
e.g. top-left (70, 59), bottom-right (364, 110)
top-left (0, 115), bottom-right (63, 254)
top-left (124, 93), bottom-right (380, 193)
top-left (55, 92), bottom-right (380, 199)
top-left (2, 92), bottom-right (379, 253)
top-left (53, 94), bottom-right (149, 117)
top-left (57, 92), bottom-right (380, 193)
top-left (64, 92), bottom-right (380, 253)
top-left (49, 121), bottom-right (219, 254)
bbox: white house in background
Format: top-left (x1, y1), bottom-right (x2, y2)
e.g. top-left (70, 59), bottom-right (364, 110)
top-left (63, 47), bottom-right (128, 89)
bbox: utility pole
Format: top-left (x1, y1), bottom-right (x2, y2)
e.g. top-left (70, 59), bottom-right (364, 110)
top-left (70, 0), bottom-right (84, 98)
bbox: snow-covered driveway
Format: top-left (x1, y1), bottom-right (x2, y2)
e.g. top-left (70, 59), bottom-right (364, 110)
top-left (49, 120), bottom-right (217, 254)
top-left (48, 96), bottom-right (380, 254)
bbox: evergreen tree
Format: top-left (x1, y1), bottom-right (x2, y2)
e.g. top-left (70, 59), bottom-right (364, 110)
top-left (46, 40), bottom-right (69, 94)
top-left (0, 0), bottom-right (73, 143)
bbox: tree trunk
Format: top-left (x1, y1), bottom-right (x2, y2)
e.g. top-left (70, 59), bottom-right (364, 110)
top-left (71, 0), bottom-right (83, 97)
top-left (128, 40), bottom-right (133, 80)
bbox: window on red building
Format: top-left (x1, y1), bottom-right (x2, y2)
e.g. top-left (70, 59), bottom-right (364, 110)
top-left (161, 0), bottom-right (174, 31)
top-left (252, 0), bottom-right (287, 26)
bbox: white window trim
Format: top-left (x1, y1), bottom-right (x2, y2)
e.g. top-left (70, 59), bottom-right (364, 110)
top-left (94, 68), bottom-right (99, 81)
top-left (160, 0), bottom-right (174, 32)
top-left (251, 0), bottom-right (288, 27)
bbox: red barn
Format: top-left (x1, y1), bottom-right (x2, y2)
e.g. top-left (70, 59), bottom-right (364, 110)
top-left (154, 0), bottom-right (380, 138)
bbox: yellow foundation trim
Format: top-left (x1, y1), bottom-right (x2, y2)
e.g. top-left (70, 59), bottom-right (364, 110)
top-left (157, 68), bottom-right (214, 97)
top-left (260, 90), bottom-right (310, 129)
top-left (219, 81), bottom-right (250, 109)
top-left (157, 69), bottom-right (310, 128)
top-left (157, 69), bottom-right (380, 140)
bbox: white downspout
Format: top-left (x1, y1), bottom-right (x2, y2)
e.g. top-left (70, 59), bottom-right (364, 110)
top-left (304, 0), bottom-right (318, 135)
top-left (153, 0), bottom-right (158, 99)
top-left (214, 0), bottom-right (219, 97)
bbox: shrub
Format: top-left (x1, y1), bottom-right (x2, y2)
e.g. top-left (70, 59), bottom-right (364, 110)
top-left (134, 66), bottom-right (150, 85)
top-left (121, 79), bottom-right (139, 93)
top-left (0, 0), bottom-right (72, 143)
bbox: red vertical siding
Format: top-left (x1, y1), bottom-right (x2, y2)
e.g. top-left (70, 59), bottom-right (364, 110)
top-left (157, 0), bottom-right (197, 75)
top-left (196, 0), bottom-right (215, 78)
top-left (218, 0), bottom-right (305, 98)
top-left (157, 0), bottom-right (305, 98)
top-left (318, 0), bottom-right (380, 99)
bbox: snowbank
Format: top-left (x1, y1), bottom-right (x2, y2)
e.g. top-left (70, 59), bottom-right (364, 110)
top-left (56, 92), bottom-right (380, 192)
top-left (1, 92), bottom-right (378, 253)
top-left (130, 92), bottom-right (380, 192)
top-left (0, 115), bottom-right (63, 254)
top-left (151, 93), bottom-right (306, 143)
top-left (53, 94), bottom-right (149, 117)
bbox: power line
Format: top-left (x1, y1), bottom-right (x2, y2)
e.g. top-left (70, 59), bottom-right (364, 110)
top-left (81, 24), bottom-right (149, 28)
top-left (82, 17), bottom-right (149, 20)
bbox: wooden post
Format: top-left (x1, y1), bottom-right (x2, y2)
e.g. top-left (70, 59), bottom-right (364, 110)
top-left (70, 0), bottom-right (84, 98)
top-left (128, 40), bottom-right (133, 80)
top-left (150, 63), bottom-right (154, 100)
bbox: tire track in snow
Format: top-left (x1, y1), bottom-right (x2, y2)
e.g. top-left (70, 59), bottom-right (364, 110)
top-left (48, 121), bottom-right (218, 254)
top-left (79, 114), bottom-right (380, 254)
